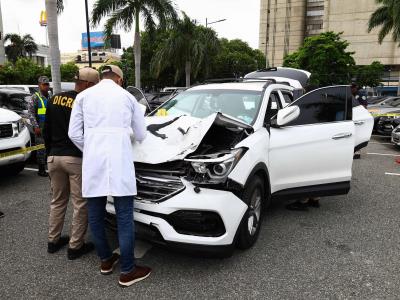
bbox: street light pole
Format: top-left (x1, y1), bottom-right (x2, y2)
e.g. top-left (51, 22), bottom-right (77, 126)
top-left (206, 18), bottom-right (226, 28)
top-left (84, 0), bottom-right (92, 67)
top-left (0, 0), bottom-right (6, 65)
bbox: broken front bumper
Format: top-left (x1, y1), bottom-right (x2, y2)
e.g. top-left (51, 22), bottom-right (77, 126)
top-left (106, 180), bottom-right (248, 249)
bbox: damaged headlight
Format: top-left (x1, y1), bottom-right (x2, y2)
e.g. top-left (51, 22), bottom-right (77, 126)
top-left (185, 148), bottom-right (246, 184)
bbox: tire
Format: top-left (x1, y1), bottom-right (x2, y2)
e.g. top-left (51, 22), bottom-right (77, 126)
top-left (5, 162), bottom-right (25, 176)
top-left (236, 175), bottom-right (266, 250)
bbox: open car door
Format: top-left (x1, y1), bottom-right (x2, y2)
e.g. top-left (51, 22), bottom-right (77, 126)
top-left (268, 86), bottom-right (355, 200)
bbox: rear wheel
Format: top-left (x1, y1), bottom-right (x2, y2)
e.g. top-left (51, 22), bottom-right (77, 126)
top-left (236, 175), bottom-right (266, 249)
top-left (1, 162), bottom-right (26, 176)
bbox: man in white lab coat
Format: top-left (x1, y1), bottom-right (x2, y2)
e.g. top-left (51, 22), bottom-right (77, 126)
top-left (68, 65), bottom-right (150, 287)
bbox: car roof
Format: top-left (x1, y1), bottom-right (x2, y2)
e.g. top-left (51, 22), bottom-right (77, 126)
top-left (0, 88), bottom-right (31, 95)
top-left (188, 81), bottom-right (275, 92)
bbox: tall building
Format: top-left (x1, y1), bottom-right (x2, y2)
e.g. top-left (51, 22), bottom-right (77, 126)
top-left (259, 0), bottom-right (400, 72)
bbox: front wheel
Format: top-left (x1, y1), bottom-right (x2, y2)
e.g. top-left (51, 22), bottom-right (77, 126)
top-left (236, 176), bottom-right (266, 250)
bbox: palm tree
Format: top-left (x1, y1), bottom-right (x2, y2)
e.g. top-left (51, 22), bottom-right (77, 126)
top-left (368, 0), bottom-right (400, 44)
top-left (91, 0), bottom-right (178, 89)
top-left (4, 34), bottom-right (38, 63)
top-left (151, 13), bottom-right (219, 87)
top-left (45, 0), bottom-right (63, 94)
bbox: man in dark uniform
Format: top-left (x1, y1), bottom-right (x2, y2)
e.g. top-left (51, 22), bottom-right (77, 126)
top-left (43, 68), bottom-right (99, 259)
top-left (28, 76), bottom-right (52, 176)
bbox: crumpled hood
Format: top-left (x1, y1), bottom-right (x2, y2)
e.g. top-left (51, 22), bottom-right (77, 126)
top-left (132, 113), bottom-right (252, 164)
top-left (0, 108), bottom-right (20, 122)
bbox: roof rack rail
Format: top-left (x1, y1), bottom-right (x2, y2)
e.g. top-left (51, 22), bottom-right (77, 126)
top-left (204, 78), bottom-right (243, 83)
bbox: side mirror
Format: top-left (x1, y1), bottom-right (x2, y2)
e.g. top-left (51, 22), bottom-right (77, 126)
top-left (276, 105), bottom-right (300, 127)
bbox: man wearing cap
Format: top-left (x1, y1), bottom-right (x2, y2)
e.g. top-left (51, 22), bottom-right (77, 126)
top-left (28, 76), bottom-right (52, 176)
top-left (43, 68), bottom-right (100, 259)
top-left (69, 65), bottom-right (150, 287)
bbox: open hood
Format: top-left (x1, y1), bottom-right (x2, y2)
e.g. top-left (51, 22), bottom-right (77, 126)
top-left (245, 67), bottom-right (311, 89)
top-left (133, 113), bottom-right (253, 164)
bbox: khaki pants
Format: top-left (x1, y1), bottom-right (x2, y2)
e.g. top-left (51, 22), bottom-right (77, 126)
top-left (47, 156), bottom-right (87, 249)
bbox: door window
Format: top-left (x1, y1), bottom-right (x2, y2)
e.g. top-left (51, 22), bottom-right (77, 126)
top-left (284, 86), bottom-right (352, 126)
top-left (265, 92), bottom-right (281, 123)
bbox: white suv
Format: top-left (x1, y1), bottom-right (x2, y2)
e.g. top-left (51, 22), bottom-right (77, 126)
top-left (106, 75), bottom-right (373, 256)
top-left (0, 108), bottom-right (31, 175)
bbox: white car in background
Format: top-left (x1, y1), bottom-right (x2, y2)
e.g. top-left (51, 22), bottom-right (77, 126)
top-left (106, 71), bottom-right (373, 256)
top-left (0, 108), bottom-right (31, 175)
top-left (392, 125), bottom-right (400, 146)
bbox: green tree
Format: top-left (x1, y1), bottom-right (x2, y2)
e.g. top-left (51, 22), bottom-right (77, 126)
top-left (352, 61), bottom-right (385, 87)
top-left (91, 0), bottom-right (178, 89)
top-left (151, 13), bottom-right (219, 87)
top-left (4, 34), bottom-right (38, 64)
top-left (283, 32), bottom-right (355, 86)
top-left (60, 62), bottom-right (79, 82)
top-left (368, 0), bottom-right (400, 44)
top-left (211, 39), bottom-right (266, 79)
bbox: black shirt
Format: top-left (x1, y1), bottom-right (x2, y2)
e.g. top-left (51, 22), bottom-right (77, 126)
top-left (43, 90), bottom-right (82, 157)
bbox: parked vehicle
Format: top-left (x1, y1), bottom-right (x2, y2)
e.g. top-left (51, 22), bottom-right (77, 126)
top-left (106, 78), bottom-right (373, 256)
top-left (368, 98), bottom-right (400, 130)
top-left (0, 85), bottom-right (38, 94)
top-left (376, 111), bottom-right (400, 136)
top-left (392, 125), bottom-right (400, 146)
top-left (0, 108), bottom-right (31, 175)
top-left (0, 89), bottom-right (34, 137)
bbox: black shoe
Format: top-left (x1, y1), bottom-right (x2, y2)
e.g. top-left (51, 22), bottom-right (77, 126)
top-left (67, 242), bottom-right (95, 260)
top-left (0, 211), bottom-right (4, 218)
top-left (353, 153), bottom-right (361, 159)
top-left (286, 201), bottom-right (309, 211)
top-left (48, 236), bottom-right (70, 253)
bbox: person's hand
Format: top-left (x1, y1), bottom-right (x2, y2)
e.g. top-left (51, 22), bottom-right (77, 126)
top-left (34, 127), bottom-right (41, 136)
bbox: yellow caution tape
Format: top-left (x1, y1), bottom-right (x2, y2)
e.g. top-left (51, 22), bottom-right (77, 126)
top-left (0, 144), bottom-right (45, 159)
top-left (370, 113), bottom-right (400, 117)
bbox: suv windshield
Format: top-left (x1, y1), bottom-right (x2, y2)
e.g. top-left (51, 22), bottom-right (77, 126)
top-left (156, 89), bottom-right (263, 125)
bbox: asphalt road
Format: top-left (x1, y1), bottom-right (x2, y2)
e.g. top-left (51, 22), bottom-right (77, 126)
top-left (0, 136), bottom-right (399, 299)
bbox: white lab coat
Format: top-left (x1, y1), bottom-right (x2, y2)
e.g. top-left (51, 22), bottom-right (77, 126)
top-left (68, 79), bottom-right (146, 198)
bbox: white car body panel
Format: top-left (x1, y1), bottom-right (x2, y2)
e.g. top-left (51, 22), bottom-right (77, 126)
top-left (353, 105), bottom-right (374, 149)
top-left (107, 180), bottom-right (248, 245)
top-left (269, 122), bottom-right (355, 193)
top-left (0, 108), bottom-right (31, 167)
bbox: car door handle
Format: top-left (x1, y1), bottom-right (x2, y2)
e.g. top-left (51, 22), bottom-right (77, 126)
top-left (354, 121), bottom-right (365, 126)
top-left (332, 133), bottom-right (352, 140)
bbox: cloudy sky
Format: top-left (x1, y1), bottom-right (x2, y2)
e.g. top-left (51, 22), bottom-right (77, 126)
top-left (1, 0), bottom-right (261, 53)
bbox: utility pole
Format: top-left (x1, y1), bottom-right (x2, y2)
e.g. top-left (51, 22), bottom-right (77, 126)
top-left (85, 0), bottom-right (92, 67)
top-left (0, 0), bottom-right (6, 65)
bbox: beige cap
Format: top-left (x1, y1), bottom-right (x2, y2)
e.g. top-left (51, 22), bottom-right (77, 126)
top-left (101, 65), bottom-right (124, 80)
top-left (75, 67), bottom-right (100, 84)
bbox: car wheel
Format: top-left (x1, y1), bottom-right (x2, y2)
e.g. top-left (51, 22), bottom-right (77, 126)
top-left (6, 162), bottom-right (25, 176)
top-left (237, 175), bottom-right (265, 250)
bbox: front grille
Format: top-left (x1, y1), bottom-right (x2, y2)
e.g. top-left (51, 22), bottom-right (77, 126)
top-left (135, 173), bottom-right (185, 203)
top-left (0, 124), bottom-right (13, 138)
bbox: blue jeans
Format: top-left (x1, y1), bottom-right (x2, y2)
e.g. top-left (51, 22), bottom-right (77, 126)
top-left (87, 196), bottom-right (135, 274)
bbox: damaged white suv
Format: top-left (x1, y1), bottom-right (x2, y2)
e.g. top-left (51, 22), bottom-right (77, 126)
top-left (107, 71), bottom-right (373, 256)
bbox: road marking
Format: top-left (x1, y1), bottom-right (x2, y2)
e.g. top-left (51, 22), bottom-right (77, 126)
top-left (24, 167), bottom-right (39, 172)
top-left (370, 142), bottom-right (394, 145)
top-left (385, 172), bottom-right (400, 176)
top-left (371, 135), bottom-right (391, 138)
top-left (367, 153), bottom-right (400, 157)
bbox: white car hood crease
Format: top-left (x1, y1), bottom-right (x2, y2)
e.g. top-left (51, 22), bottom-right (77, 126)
top-left (132, 113), bottom-right (252, 164)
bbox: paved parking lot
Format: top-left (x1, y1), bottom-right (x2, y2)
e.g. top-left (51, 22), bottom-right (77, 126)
top-left (0, 136), bottom-right (399, 299)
